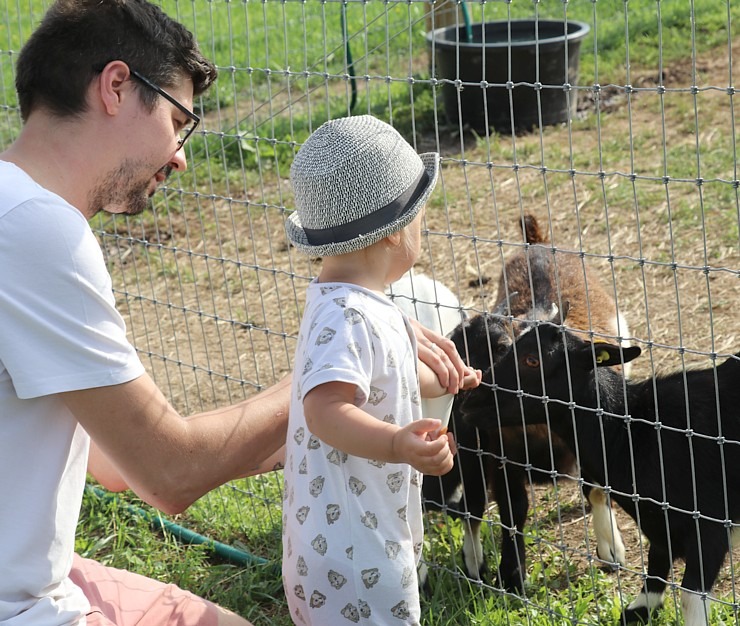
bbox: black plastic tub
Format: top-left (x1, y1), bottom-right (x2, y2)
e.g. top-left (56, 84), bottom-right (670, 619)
top-left (426, 19), bottom-right (591, 131)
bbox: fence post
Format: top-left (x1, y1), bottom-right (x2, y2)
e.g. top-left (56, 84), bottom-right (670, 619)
top-left (424, 0), bottom-right (463, 34)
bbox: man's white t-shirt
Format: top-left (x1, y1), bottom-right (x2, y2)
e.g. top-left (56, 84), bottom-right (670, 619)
top-left (0, 161), bottom-right (145, 624)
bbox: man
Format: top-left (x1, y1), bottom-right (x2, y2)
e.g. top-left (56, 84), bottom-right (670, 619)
top-left (0, 1), bottom-right (467, 623)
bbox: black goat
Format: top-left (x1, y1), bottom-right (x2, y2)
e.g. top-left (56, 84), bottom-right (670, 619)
top-left (423, 310), bottom-right (625, 593)
top-left (425, 214), bottom-right (628, 593)
top-left (460, 317), bottom-right (740, 626)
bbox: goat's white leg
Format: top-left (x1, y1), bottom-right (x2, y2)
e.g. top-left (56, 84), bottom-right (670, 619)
top-left (417, 561), bottom-right (429, 590)
top-left (681, 590), bottom-right (712, 626)
top-left (626, 590), bottom-right (665, 616)
top-left (462, 519), bottom-right (484, 579)
top-left (588, 487), bottom-right (626, 565)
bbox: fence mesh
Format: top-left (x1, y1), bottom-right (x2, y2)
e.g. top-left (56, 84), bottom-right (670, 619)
top-left (4, 0), bottom-right (740, 623)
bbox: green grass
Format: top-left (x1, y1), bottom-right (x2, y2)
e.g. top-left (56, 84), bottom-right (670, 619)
top-left (80, 481), bottom-right (740, 625)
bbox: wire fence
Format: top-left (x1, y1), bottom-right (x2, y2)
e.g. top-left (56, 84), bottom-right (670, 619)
top-left (4, 0), bottom-right (740, 623)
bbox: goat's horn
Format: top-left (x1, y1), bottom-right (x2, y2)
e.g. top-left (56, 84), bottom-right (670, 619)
top-left (492, 291), bottom-right (519, 316)
top-left (549, 300), bottom-right (570, 325)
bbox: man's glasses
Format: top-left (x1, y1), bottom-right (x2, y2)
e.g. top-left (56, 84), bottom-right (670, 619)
top-left (130, 70), bottom-right (200, 149)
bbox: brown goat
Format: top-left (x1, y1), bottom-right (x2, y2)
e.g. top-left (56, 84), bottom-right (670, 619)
top-left (497, 213), bottom-right (630, 350)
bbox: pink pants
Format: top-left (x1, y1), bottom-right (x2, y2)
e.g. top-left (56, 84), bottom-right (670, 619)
top-left (69, 554), bottom-right (219, 626)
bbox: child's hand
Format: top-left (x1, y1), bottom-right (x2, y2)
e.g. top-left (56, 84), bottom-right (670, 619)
top-left (391, 418), bottom-right (454, 476)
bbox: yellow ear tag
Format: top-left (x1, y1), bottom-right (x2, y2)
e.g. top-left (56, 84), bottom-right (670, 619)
top-left (596, 349), bottom-right (610, 364)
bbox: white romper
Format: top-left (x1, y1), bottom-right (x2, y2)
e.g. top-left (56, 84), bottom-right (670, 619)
top-left (282, 281), bottom-right (423, 625)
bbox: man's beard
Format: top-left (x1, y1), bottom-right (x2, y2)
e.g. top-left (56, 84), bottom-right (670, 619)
top-left (88, 161), bottom-right (170, 217)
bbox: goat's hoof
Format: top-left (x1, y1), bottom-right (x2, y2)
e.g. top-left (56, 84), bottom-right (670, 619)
top-left (495, 567), bottom-right (525, 594)
top-left (597, 555), bottom-right (621, 573)
top-left (596, 542), bottom-right (626, 570)
top-left (463, 562), bottom-right (490, 585)
top-left (619, 606), bottom-right (650, 625)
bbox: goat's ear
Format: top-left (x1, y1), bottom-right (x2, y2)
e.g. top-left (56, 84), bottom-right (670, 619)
top-left (572, 342), bottom-right (642, 369)
top-left (593, 343), bottom-right (641, 368)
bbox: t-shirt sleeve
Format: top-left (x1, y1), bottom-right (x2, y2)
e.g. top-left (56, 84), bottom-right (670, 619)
top-left (0, 199), bottom-right (145, 399)
top-left (298, 303), bottom-right (375, 407)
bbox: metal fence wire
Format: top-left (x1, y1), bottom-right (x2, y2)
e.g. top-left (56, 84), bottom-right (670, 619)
top-left (3, 0), bottom-right (740, 624)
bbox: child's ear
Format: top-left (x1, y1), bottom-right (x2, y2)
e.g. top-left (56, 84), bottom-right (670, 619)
top-left (385, 231), bottom-right (402, 247)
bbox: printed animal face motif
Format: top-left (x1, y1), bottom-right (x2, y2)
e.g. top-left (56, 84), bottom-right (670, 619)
top-left (307, 435), bottom-right (321, 450)
top-left (296, 556), bottom-right (309, 576)
top-left (368, 386), bottom-right (387, 406)
top-left (294, 427), bottom-right (305, 445)
top-left (345, 546), bottom-right (354, 560)
top-left (361, 511), bottom-right (378, 530)
top-left (385, 540), bottom-right (401, 559)
top-left (344, 308), bottom-right (363, 325)
top-left (386, 471), bottom-right (404, 493)
top-left (397, 505), bottom-right (407, 521)
top-left (302, 358), bottom-right (314, 375)
top-left (368, 459), bottom-right (386, 469)
top-left (293, 585), bottom-right (305, 600)
top-left (325, 503), bottom-right (341, 524)
top-left (326, 448), bottom-right (348, 466)
top-left (358, 600), bottom-right (371, 619)
top-left (332, 297), bottom-right (347, 308)
top-left (298, 456), bottom-right (307, 474)
top-left (348, 476), bottom-right (366, 496)
top-left (309, 590), bottom-right (326, 609)
top-left (401, 566), bottom-right (415, 589)
top-left (340, 603), bottom-right (359, 623)
top-left (400, 377), bottom-right (409, 400)
top-left (391, 600), bottom-right (410, 620)
top-left (316, 327), bottom-right (336, 345)
top-left (347, 342), bottom-right (362, 359)
top-left (296, 506), bottom-right (310, 525)
top-left (328, 569), bottom-right (348, 590)
top-left (311, 534), bottom-right (328, 556)
top-left (361, 568), bottom-right (380, 589)
top-left (320, 285), bottom-right (341, 296)
top-left (309, 476), bottom-right (325, 497)
top-left (387, 352), bottom-right (397, 368)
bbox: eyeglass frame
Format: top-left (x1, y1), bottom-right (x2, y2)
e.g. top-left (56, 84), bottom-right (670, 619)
top-left (130, 69), bottom-right (200, 149)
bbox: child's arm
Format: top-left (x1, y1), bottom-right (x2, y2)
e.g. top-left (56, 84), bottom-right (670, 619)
top-left (303, 381), bottom-right (454, 476)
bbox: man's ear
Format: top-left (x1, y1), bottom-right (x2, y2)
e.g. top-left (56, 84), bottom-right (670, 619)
top-left (97, 60), bottom-right (132, 116)
top-left (571, 341), bottom-right (641, 370)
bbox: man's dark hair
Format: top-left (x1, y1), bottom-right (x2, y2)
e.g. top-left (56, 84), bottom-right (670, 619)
top-left (15, 0), bottom-right (218, 121)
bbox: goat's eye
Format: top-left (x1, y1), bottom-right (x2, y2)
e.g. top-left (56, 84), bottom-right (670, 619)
top-left (524, 355), bottom-right (540, 368)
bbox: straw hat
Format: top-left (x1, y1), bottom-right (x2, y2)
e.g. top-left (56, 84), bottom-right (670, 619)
top-left (286, 115), bottom-right (439, 257)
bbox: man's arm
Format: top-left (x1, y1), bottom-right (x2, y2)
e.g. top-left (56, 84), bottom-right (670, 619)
top-left (88, 439), bottom-right (129, 492)
top-left (64, 372), bottom-right (290, 515)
